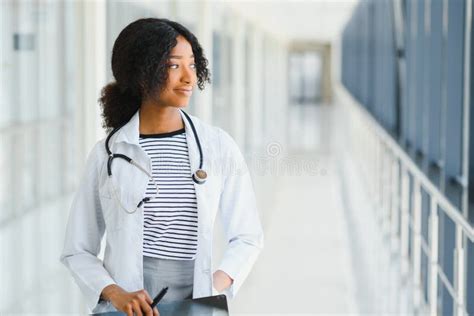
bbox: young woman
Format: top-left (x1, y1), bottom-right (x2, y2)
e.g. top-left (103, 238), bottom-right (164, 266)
top-left (59, 18), bottom-right (264, 316)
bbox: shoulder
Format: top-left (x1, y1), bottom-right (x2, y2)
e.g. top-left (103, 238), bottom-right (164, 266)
top-left (187, 114), bottom-right (241, 156)
top-left (90, 138), bottom-right (107, 159)
top-left (82, 138), bottom-right (108, 176)
top-left (186, 114), bottom-right (219, 139)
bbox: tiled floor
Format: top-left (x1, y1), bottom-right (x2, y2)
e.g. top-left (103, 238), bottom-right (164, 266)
top-left (219, 104), bottom-right (358, 315)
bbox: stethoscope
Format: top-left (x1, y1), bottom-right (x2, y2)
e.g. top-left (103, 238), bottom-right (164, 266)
top-left (105, 110), bottom-right (207, 214)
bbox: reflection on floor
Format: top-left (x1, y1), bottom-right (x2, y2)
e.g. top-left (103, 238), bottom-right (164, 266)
top-left (217, 103), bottom-right (358, 314)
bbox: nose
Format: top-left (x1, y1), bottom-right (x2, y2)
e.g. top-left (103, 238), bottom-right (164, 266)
top-left (180, 65), bottom-right (195, 85)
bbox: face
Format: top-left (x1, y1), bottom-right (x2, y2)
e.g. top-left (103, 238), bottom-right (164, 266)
top-left (155, 35), bottom-right (198, 108)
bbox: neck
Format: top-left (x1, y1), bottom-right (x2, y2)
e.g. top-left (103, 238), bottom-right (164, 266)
top-left (139, 104), bottom-right (184, 134)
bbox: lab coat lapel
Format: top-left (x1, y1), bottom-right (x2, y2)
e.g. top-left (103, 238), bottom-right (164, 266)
top-left (179, 110), bottom-right (212, 298)
top-left (180, 110), bottom-right (210, 225)
top-left (113, 110), bottom-right (140, 146)
top-left (107, 110), bottom-right (151, 211)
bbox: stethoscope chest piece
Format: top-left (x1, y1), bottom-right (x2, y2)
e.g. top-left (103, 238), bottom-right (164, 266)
top-left (192, 169), bottom-right (207, 184)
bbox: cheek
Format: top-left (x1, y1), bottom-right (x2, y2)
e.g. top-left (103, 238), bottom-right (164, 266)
top-left (159, 90), bottom-right (175, 101)
top-left (154, 88), bottom-right (172, 102)
top-left (170, 70), bottom-right (184, 81)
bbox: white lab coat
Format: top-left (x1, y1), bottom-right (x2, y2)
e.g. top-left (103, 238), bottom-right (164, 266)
top-left (59, 110), bottom-right (264, 314)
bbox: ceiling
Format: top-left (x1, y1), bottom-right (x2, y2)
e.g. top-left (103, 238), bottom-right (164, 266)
top-left (225, 0), bottom-right (359, 44)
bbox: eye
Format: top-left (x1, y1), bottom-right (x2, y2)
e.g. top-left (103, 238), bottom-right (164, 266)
top-left (168, 63), bottom-right (197, 70)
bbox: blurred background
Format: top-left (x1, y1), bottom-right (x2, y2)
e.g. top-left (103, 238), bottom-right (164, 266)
top-left (1, 0), bottom-right (474, 315)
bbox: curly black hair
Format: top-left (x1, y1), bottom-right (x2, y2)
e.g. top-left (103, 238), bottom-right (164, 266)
top-left (99, 18), bottom-right (211, 130)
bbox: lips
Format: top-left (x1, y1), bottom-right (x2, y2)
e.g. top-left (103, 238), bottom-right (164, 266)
top-left (174, 88), bottom-right (192, 96)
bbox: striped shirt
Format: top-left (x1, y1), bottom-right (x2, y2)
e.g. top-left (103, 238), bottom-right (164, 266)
top-left (139, 128), bottom-right (198, 260)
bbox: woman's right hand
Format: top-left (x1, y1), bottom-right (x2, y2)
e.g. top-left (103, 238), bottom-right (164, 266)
top-left (102, 285), bottom-right (159, 316)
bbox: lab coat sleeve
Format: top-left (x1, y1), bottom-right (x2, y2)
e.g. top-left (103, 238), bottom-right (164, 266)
top-left (216, 128), bottom-right (264, 299)
top-left (59, 141), bottom-right (116, 312)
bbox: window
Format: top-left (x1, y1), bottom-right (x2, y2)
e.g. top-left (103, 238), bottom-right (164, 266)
top-left (288, 51), bottom-right (323, 104)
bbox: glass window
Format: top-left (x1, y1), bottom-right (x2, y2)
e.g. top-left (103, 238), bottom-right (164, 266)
top-left (444, 0), bottom-right (465, 211)
top-left (427, 0), bottom-right (444, 187)
top-left (288, 51), bottom-right (322, 104)
top-left (0, 134), bottom-right (13, 224)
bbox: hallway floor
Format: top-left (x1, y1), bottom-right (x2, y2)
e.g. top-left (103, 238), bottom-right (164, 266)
top-left (219, 104), bottom-right (359, 315)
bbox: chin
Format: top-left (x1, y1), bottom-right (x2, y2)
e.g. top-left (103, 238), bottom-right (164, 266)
top-left (174, 100), bottom-right (190, 108)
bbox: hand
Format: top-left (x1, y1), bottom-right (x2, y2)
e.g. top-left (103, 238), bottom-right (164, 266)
top-left (101, 284), bottom-right (159, 316)
top-left (212, 270), bottom-right (233, 293)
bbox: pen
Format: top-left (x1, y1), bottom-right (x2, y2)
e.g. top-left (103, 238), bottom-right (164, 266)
top-left (150, 286), bottom-right (168, 309)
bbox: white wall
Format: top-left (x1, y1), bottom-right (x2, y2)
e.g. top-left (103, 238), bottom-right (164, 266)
top-left (0, 0), bottom-right (289, 313)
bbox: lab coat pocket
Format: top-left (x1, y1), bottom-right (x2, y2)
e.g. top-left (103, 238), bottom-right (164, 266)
top-left (101, 196), bottom-right (125, 232)
top-left (99, 180), bottom-right (125, 232)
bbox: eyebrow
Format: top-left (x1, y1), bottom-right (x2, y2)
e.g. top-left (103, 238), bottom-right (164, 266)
top-left (169, 55), bottom-right (195, 59)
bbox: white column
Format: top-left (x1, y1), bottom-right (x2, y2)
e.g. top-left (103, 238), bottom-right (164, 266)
top-left (248, 25), bottom-right (264, 150)
top-left (230, 13), bottom-right (245, 148)
top-left (263, 37), bottom-right (287, 146)
top-left (82, 0), bottom-right (107, 153)
top-left (264, 37), bottom-right (285, 145)
top-left (262, 35), bottom-right (271, 144)
top-left (276, 42), bottom-right (289, 147)
top-left (195, 0), bottom-right (213, 124)
top-left (170, 0), bottom-right (178, 20)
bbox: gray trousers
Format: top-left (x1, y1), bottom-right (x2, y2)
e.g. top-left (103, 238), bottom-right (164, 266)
top-left (143, 255), bottom-right (195, 304)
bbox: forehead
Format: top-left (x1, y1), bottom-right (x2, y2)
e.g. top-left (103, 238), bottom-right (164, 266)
top-left (169, 36), bottom-right (194, 59)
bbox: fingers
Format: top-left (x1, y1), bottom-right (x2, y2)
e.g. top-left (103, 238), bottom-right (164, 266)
top-left (125, 304), bottom-right (133, 316)
top-left (132, 299), bottom-right (143, 316)
top-left (143, 289), bottom-right (159, 316)
top-left (142, 289), bottom-right (153, 305)
top-left (138, 290), bottom-right (153, 316)
top-left (121, 289), bottom-right (157, 316)
top-left (138, 297), bottom-right (154, 316)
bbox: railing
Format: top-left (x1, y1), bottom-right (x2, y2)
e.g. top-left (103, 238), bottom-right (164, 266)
top-left (339, 85), bottom-right (473, 316)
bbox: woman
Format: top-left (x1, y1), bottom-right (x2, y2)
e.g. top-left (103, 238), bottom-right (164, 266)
top-left (59, 18), bottom-right (264, 316)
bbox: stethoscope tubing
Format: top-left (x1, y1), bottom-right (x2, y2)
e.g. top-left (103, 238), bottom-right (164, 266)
top-left (104, 109), bottom-right (206, 214)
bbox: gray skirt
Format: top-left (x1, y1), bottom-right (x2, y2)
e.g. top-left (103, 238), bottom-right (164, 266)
top-left (143, 255), bottom-right (195, 304)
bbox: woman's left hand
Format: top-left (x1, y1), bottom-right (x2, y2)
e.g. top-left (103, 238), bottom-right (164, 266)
top-left (212, 270), bottom-right (233, 293)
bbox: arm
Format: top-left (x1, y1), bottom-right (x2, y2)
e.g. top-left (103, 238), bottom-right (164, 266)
top-left (215, 129), bottom-right (265, 299)
top-left (59, 141), bottom-right (117, 312)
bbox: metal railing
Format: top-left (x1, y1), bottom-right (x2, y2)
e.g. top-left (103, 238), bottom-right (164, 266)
top-left (339, 85), bottom-right (473, 316)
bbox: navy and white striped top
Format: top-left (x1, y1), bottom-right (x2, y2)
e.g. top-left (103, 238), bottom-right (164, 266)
top-left (139, 128), bottom-right (198, 260)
